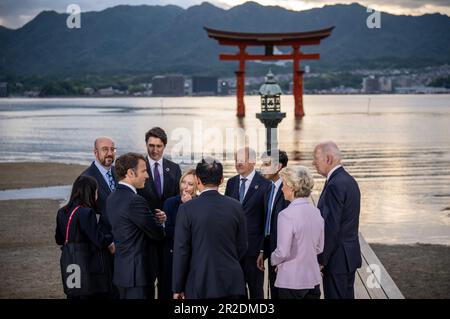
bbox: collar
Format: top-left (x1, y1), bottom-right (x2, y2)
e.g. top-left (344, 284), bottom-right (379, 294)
top-left (147, 156), bottom-right (163, 168)
top-left (273, 177), bottom-right (282, 189)
top-left (240, 168), bottom-right (256, 183)
top-left (291, 198), bottom-right (310, 205)
top-left (118, 181), bottom-right (137, 194)
top-left (200, 188), bottom-right (217, 195)
top-left (327, 165), bottom-right (342, 182)
top-left (94, 160), bottom-right (111, 176)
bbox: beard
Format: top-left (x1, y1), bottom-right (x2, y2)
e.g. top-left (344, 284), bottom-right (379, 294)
top-left (100, 156), bottom-right (114, 167)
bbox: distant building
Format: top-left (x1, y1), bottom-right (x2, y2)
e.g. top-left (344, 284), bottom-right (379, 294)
top-left (192, 76), bottom-right (218, 95)
top-left (152, 75), bottom-right (185, 96)
top-left (98, 87), bottom-right (114, 96)
top-left (379, 77), bottom-right (393, 92)
top-left (84, 87), bottom-right (95, 95)
top-left (362, 76), bottom-right (380, 93)
top-left (0, 82), bottom-right (8, 97)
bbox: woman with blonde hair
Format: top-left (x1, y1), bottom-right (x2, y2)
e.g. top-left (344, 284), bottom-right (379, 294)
top-left (161, 168), bottom-right (198, 299)
top-left (271, 166), bottom-right (324, 299)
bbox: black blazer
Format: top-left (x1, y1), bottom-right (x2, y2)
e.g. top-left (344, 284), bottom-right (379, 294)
top-left (225, 171), bottom-right (271, 257)
top-left (172, 190), bottom-right (247, 299)
top-left (81, 161), bottom-right (117, 215)
top-left (317, 167), bottom-right (362, 274)
top-left (262, 182), bottom-right (289, 258)
top-left (137, 157), bottom-right (182, 211)
top-left (104, 184), bottom-right (165, 288)
top-left (55, 203), bottom-right (112, 248)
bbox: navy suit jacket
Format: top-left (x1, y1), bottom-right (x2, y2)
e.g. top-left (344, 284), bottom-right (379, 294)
top-left (137, 157), bottom-right (182, 211)
top-left (225, 171), bottom-right (271, 257)
top-left (81, 161), bottom-right (117, 215)
top-left (104, 184), bottom-right (165, 288)
top-left (262, 182), bottom-right (289, 258)
top-left (317, 166), bottom-right (362, 274)
top-left (172, 190), bottom-right (247, 298)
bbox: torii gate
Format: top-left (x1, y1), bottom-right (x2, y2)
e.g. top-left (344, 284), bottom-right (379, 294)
top-left (205, 27), bottom-right (334, 117)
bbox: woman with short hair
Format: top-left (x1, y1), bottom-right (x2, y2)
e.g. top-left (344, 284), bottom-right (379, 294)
top-left (271, 166), bottom-right (324, 299)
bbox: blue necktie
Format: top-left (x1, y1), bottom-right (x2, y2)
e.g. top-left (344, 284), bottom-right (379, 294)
top-left (239, 178), bottom-right (247, 203)
top-left (153, 162), bottom-right (162, 197)
top-left (106, 170), bottom-right (115, 191)
top-left (264, 182), bottom-right (276, 236)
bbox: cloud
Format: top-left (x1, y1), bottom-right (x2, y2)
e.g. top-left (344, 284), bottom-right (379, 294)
top-left (1, 0), bottom-right (449, 29)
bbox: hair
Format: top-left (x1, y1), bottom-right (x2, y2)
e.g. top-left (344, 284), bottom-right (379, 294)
top-left (62, 175), bottom-right (98, 212)
top-left (145, 127), bottom-right (168, 145)
top-left (316, 141), bottom-right (342, 162)
top-left (115, 152), bottom-right (146, 180)
top-left (262, 149), bottom-right (288, 168)
top-left (235, 147), bottom-right (256, 163)
top-left (280, 166), bottom-right (314, 198)
top-left (195, 157), bottom-right (223, 186)
top-left (179, 168), bottom-right (198, 196)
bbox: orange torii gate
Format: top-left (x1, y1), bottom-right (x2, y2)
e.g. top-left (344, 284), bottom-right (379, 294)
top-left (205, 27), bottom-right (334, 117)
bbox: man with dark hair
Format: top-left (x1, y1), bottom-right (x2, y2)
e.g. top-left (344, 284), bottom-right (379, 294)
top-left (138, 127), bottom-right (181, 299)
top-left (105, 152), bottom-right (166, 299)
top-left (80, 136), bottom-right (118, 298)
top-left (225, 147), bottom-right (271, 299)
top-left (173, 158), bottom-right (247, 299)
top-left (256, 150), bottom-right (289, 299)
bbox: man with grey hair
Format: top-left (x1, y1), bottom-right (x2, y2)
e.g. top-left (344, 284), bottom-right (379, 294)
top-left (312, 141), bottom-right (362, 299)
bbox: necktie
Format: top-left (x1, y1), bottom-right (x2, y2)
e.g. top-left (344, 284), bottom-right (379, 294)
top-left (153, 162), bottom-right (162, 197)
top-left (106, 170), bottom-right (115, 191)
top-left (264, 182), bottom-right (276, 236)
top-left (239, 178), bottom-right (247, 203)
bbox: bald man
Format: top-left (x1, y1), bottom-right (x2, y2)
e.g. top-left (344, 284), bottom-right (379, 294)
top-left (312, 141), bottom-right (362, 299)
top-left (81, 136), bottom-right (118, 298)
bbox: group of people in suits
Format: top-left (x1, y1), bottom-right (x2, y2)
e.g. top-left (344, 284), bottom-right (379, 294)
top-left (55, 126), bottom-right (362, 300)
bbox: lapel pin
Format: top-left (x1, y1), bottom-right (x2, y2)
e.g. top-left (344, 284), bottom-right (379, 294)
top-left (254, 185), bottom-right (259, 190)
top-left (166, 168), bottom-right (170, 172)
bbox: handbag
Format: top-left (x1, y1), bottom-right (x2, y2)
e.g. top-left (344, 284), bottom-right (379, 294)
top-left (60, 205), bottom-right (110, 297)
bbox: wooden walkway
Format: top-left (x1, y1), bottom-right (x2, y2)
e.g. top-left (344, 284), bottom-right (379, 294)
top-left (263, 233), bottom-right (404, 299)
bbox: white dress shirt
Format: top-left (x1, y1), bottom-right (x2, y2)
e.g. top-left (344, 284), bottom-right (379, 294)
top-left (327, 164), bottom-right (342, 182)
top-left (118, 181), bottom-right (137, 194)
top-left (239, 168), bottom-right (256, 199)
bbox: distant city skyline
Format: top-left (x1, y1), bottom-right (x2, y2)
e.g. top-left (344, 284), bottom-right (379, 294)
top-left (1, 0), bottom-right (449, 29)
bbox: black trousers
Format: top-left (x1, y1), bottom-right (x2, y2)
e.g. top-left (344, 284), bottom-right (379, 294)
top-left (241, 255), bottom-right (264, 299)
top-left (278, 285), bottom-right (321, 299)
top-left (118, 286), bottom-right (154, 299)
top-left (322, 271), bottom-right (356, 299)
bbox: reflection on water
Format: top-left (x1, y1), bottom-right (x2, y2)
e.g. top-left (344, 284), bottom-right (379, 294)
top-left (0, 95), bottom-right (449, 244)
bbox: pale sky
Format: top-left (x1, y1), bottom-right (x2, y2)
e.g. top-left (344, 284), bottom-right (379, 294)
top-left (0, 0), bottom-right (449, 29)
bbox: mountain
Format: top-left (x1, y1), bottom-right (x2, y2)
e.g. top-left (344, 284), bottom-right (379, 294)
top-left (1, 1), bottom-right (449, 77)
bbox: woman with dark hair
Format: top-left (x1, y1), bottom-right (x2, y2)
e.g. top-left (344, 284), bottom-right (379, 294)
top-left (55, 175), bottom-right (114, 298)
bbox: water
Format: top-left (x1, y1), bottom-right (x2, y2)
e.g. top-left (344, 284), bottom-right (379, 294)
top-left (0, 95), bottom-right (449, 245)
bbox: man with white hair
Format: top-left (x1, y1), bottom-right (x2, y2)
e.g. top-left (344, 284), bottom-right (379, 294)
top-left (312, 141), bottom-right (362, 299)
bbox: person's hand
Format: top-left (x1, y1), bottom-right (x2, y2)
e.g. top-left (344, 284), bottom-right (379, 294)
top-left (320, 265), bottom-right (324, 277)
top-left (155, 209), bottom-right (167, 224)
top-left (274, 266), bottom-right (278, 273)
top-left (108, 242), bottom-right (115, 255)
top-left (181, 191), bottom-right (192, 203)
top-left (256, 252), bottom-right (265, 271)
top-left (173, 292), bottom-right (185, 299)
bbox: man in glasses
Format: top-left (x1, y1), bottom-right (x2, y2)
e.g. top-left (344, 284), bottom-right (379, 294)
top-left (81, 136), bottom-right (118, 298)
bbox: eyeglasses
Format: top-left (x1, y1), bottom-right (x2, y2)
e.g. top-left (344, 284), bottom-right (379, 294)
top-left (97, 147), bottom-right (117, 153)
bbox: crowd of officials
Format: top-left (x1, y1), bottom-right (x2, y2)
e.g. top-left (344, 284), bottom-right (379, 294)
top-left (55, 127), bottom-right (361, 299)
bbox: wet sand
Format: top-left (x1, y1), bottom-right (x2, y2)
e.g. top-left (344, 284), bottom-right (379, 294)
top-left (0, 162), bottom-right (87, 190)
top-left (0, 162), bottom-right (449, 298)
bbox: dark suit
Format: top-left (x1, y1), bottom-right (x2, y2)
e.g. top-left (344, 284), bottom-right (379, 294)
top-left (262, 181), bottom-right (289, 299)
top-left (225, 171), bottom-right (271, 299)
top-left (172, 190), bottom-right (247, 298)
top-left (80, 161), bottom-right (118, 297)
top-left (105, 184), bottom-right (165, 299)
top-left (137, 157), bottom-right (181, 299)
top-left (160, 194), bottom-right (182, 299)
top-left (317, 166), bottom-right (362, 299)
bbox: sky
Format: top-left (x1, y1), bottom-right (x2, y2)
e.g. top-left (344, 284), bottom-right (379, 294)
top-left (1, 0), bottom-right (449, 29)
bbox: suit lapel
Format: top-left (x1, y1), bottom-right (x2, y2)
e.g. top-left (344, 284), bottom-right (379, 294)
top-left (242, 172), bottom-right (261, 206)
top-left (162, 158), bottom-right (173, 197)
top-left (146, 159), bottom-right (158, 195)
top-left (318, 166), bottom-right (344, 206)
top-left (91, 162), bottom-right (111, 196)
